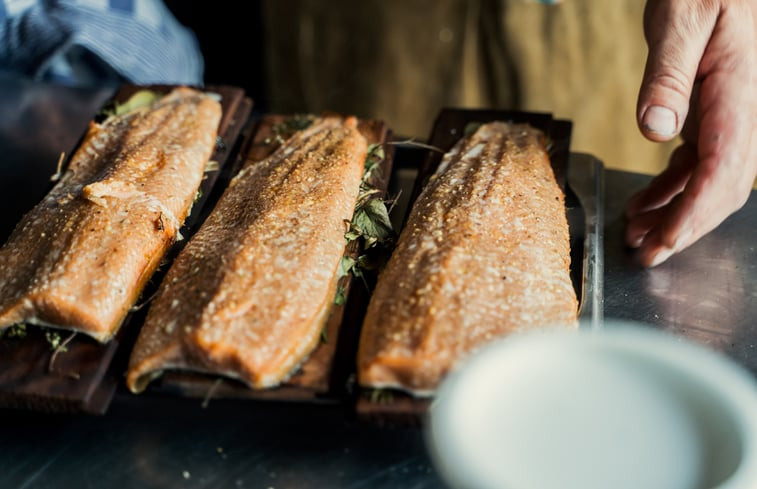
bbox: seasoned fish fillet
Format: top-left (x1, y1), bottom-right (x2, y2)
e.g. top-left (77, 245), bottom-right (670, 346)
top-left (127, 116), bottom-right (368, 392)
top-left (357, 122), bottom-right (578, 396)
top-left (0, 87), bottom-right (222, 342)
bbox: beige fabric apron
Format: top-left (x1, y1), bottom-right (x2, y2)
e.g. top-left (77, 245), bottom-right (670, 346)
top-left (263, 0), bottom-right (676, 174)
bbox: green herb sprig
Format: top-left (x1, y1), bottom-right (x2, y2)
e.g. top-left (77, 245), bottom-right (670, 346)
top-left (1, 323), bottom-right (27, 339)
top-left (334, 285), bottom-right (347, 306)
top-left (46, 330), bottom-right (78, 377)
top-left (344, 143), bottom-right (396, 248)
top-left (264, 114), bottom-right (316, 146)
top-left (99, 90), bottom-right (161, 120)
top-left (335, 142), bottom-right (397, 305)
top-left (367, 388), bottom-right (395, 404)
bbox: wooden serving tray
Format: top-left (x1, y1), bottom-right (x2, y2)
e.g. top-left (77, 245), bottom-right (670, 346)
top-left (356, 109), bottom-right (576, 425)
top-left (0, 85), bottom-right (252, 414)
top-left (141, 114), bottom-right (394, 403)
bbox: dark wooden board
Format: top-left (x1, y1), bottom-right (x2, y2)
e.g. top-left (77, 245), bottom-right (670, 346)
top-left (143, 114), bottom-right (394, 403)
top-left (0, 85), bottom-right (252, 414)
top-left (356, 108), bottom-right (579, 424)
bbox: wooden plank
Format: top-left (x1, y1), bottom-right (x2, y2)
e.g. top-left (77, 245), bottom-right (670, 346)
top-left (0, 85), bottom-right (252, 414)
top-left (356, 109), bottom-right (578, 422)
top-left (149, 114), bottom-right (394, 403)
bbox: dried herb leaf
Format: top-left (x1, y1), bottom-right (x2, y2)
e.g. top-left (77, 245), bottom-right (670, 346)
top-left (339, 138), bottom-right (397, 294)
top-left (545, 137), bottom-right (555, 155)
top-left (364, 143), bottom-right (385, 181)
top-left (204, 160), bottom-right (220, 173)
top-left (368, 388), bottom-right (394, 404)
top-left (201, 378), bottom-right (223, 409)
top-left (463, 121), bottom-right (482, 137)
top-left (334, 285), bottom-right (346, 306)
top-left (100, 90), bottom-right (161, 119)
top-left (345, 230), bottom-right (362, 242)
top-left (266, 114), bottom-right (316, 146)
top-left (338, 256), bottom-right (356, 278)
top-left (45, 330), bottom-right (62, 350)
top-left (386, 139), bottom-right (444, 153)
top-left (351, 198), bottom-right (394, 248)
top-left (215, 137), bottom-right (227, 151)
top-left (5, 323), bottom-right (27, 339)
top-left (46, 330), bottom-right (77, 375)
top-left (50, 152), bottom-right (66, 182)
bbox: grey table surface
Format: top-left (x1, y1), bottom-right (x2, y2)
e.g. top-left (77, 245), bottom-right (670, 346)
top-left (1, 75), bottom-right (757, 489)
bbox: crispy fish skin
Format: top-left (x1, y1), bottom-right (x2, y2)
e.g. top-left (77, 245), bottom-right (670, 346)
top-left (126, 117), bottom-right (367, 393)
top-left (357, 122), bottom-right (578, 396)
top-left (0, 88), bottom-right (221, 342)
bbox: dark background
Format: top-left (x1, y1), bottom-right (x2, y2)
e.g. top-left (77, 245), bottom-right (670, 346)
top-left (165, 0), bottom-right (270, 112)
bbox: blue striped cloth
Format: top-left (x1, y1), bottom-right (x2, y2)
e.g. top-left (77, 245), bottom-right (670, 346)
top-left (0, 0), bottom-right (203, 86)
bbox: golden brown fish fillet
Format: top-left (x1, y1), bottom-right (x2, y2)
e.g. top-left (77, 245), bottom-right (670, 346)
top-left (0, 87), bottom-right (222, 342)
top-left (357, 122), bottom-right (578, 396)
top-left (126, 116), bottom-right (368, 392)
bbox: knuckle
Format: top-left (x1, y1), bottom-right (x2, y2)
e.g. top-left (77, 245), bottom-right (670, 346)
top-left (645, 68), bottom-right (693, 101)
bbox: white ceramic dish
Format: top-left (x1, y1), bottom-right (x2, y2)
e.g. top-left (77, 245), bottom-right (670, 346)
top-left (428, 322), bottom-right (757, 489)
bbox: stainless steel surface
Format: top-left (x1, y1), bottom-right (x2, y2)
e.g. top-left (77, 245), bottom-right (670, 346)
top-left (2, 77), bottom-right (757, 488)
top-left (1, 396), bottom-right (440, 489)
top-left (603, 170), bottom-right (757, 376)
top-left (569, 153), bottom-right (605, 328)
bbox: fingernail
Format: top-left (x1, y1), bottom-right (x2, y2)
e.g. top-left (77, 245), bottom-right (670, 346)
top-left (648, 247), bottom-right (675, 268)
top-left (643, 105), bottom-right (678, 136)
top-left (628, 233), bottom-right (644, 248)
top-left (673, 228), bottom-right (692, 250)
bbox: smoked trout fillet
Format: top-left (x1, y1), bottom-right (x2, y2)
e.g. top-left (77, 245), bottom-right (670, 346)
top-left (0, 88), bottom-right (222, 343)
top-left (357, 122), bottom-right (578, 396)
top-left (126, 117), bottom-right (367, 392)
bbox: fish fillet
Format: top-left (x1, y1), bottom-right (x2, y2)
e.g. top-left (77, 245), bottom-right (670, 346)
top-left (357, 122), bottom-right (578, 396)
top-left (127, 116), bottom-right (368, 392)
top-left (0, 87), bottom-right (222, 342)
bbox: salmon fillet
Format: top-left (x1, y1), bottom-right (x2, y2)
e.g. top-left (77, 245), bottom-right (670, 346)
top-left (357, 122), bottom-right (578, 396)
top-left (127, 116), bottom-right (368, 392)
top-left (0, 87), bottom-right (222, 342)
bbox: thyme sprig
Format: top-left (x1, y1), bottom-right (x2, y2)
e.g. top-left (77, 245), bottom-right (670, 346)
top-left (130, 289), bottom-right (160, 312)
top-left (201, 378), bottom-right (224, 409)
top-left (1, 324), bottom-right (78, 377)
top-left (50, 152), bottom-right (67, 182)
top-left (47, 331), bottom-right (77, 377)
top-left (386, 139), bottom-right (444, 153)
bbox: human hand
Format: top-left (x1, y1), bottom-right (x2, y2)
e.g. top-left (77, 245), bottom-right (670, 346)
top-left (625, 0), bottom-right (757, 267)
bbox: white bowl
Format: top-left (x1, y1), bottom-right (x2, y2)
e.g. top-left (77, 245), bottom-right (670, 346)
top-left (428, 323), bottom-right (757, 489)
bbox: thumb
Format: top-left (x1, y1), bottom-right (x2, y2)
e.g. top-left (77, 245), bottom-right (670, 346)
top-left (637, 1), bottom-right (718, 142)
